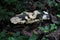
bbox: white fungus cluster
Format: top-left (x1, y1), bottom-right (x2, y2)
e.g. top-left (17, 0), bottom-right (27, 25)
top-left (10, 10), bottom-right (41, 24)
top-left (10, 10), bottom-right (50, 24)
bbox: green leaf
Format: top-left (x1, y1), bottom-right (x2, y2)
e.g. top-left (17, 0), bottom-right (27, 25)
top-left (12, 32), bottom-right (20, 37)
top-left (29, 33), bottom-right (38, 40)
top-left (57, 14), bottom-right (60, 17)
top-left (50, 24), bottom-right (57, 31)
top-left (0, 32), bottom-right (6, 38)
top-left (38, 26), bottom-right (49, 33)
top-left (41, 37), bottom-right (49, 40)
top-left (8, 37), bottom-right (15, 40)
top-left (38, 27), bottom-right (45, 31)
top-left (17, 36), bottom-right (24, 40)
top-left (44, 26), bottom-right (49, 33)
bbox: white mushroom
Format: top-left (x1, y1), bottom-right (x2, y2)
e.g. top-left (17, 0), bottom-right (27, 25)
top-left (43, 11), bottom-right (49, 14)
top-left (28, 10), bottom-right (41, 19)
top-left (42, 11), bottom-right (50, 20)
top-left (10, 17), bottom-right (22, 24)
top-left (42, 15), bottom-right (48, 20)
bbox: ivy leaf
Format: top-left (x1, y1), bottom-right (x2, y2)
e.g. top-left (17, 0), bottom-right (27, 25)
top-left (38, 26), bottom-right (49, 33)
top-left (50, 24), bottom-right (57, 31)
top-left (44, 26), bottom-right (49, 33)
top-left (38, 27), bottom-right (45, 31)
top-left (8, 37), bottom-right (15, 40)
top-left (29, 33), bottom-right (38, 40)
top-left (57, 14), bottom-right (60, 17)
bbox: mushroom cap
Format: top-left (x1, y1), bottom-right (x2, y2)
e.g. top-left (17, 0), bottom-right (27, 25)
top-left (43, 11), bottom-right (49, 14)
